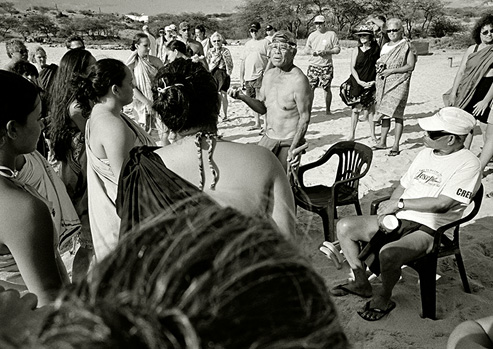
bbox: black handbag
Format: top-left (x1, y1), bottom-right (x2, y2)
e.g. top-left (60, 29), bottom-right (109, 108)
top-left (339, 77), bottom-right (361, 106)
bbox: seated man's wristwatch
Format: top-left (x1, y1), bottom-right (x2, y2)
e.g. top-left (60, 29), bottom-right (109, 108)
top-left (397, 198), bottom-right (405, 209)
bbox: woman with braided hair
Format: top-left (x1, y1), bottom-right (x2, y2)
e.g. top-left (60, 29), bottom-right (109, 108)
top-left (117, 58), bottom-right (295, 238)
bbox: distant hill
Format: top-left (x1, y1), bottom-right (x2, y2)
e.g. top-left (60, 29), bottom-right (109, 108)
top-left (444, 0), bottom-right (493, 7)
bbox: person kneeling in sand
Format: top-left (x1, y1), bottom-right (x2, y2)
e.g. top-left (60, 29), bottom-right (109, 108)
top-left (229, 31), bottom-right (313, 173)
top-left (333, 107), bottom-right (481, 321)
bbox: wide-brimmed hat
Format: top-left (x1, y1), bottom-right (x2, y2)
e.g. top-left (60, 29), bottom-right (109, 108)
top-left (354, 25), bottom-right (374, 36)
top-left (418, 107), bottom-right (476, 135)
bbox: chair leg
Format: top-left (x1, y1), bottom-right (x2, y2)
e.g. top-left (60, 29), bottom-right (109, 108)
top-left (327, 205), bottom-right (337, 242)
top-left (354, 200), bottom-right (363, 215)
top-left (455, 252), bottom-right (471, 293)
top-left (319, 211), bottom-right (331, 242)
top-left (416, 257), bottom-right (438, 320)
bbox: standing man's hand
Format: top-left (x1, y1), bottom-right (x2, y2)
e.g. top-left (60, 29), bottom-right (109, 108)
top-left (287, 143), bottom-right (309, 171)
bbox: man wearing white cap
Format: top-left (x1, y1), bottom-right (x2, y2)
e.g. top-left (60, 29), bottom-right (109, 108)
top-left (305, 15), bottom-right (340, 115)
top-left (332, 107), bottom-right (481, 321)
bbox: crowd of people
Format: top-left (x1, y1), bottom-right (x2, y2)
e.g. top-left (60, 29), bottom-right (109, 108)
top-left (0, 11), bottom-right (492, 348)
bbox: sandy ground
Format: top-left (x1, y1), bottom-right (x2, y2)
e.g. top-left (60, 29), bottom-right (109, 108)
top-left (2, 43), bottom-right (493, 348)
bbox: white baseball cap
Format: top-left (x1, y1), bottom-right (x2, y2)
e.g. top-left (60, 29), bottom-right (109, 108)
top-left (314, 15), bottom-right (325, 23)
top-left (418, 107), bottom-right (476, 135)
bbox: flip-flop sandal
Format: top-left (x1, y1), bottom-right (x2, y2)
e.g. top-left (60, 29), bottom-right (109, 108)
top-left (247, 126), bottom-right (261, 131)
top-left (386, 150), bottom-right (401, 157)
top-left (330, 283), bottom-right (372, 298)
top-left (371, 145), bottom-right (388, 151)
top-left (319, 241), bottom-right (344, 269)
top-left (357, 300), bottom-right (396, 321)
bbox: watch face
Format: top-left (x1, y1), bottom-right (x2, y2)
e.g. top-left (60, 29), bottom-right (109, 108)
top-left (398, 200), bottom-right (404, 209)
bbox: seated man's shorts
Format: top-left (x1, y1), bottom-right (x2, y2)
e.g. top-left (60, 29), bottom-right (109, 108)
top-left (245, 77), bottom-right (263, 98)
top-left (307, 64), bottom-right (333, 90)
top-left (360, 219), bottom-right (435, 275)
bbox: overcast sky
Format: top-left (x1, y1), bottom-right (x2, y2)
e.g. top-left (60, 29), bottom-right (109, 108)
top-left (11, 0), bottom-right (243, 15)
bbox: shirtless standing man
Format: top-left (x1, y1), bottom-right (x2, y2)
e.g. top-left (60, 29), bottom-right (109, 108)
top-left (230, 31), bottom-right (313, 172)
top-left (305, 15), bottom-right (340, 115)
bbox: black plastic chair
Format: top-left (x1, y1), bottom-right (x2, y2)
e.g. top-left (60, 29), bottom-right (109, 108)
top-left (367, 184), bottom-right (483, 320)
top-left (293, 141), bottom-right (373, 242)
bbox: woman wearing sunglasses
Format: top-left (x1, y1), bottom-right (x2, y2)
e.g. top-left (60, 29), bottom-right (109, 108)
top-left (207, 31), bottom-right (233, 121)
top-left (448, 13), bottom-right (493, 173)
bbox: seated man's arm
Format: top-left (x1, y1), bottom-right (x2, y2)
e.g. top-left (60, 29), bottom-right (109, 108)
top-left (377, 185), bottom-right (458, 215)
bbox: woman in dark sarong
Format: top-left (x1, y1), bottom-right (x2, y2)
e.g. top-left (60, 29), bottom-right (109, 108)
top-left (347, 25), bottom-right (380, 142)
top-left (117, 58), bottom-right (295, 238)
top-left (449, 13), bottom-right (493, 172)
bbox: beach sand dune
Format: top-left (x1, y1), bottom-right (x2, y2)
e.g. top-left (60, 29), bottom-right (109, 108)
top-left (1, 43), bottom-right (492, 348)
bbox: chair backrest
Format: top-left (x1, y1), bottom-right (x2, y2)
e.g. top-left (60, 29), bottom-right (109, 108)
top-left (436, 183), bottom-right (484, 251)
top-left (332, 141), bottom-right (373, 190)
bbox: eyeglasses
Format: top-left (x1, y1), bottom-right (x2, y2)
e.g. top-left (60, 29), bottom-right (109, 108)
top-left (269, 42), bottom-right (295, 52)
top-left (387, 29), bottom-right (401, 33)
top-left (250, 29), bottom-right (258, 33)
top-left (481, 29), bottom-right (493, 35)
top-left (181, 28), bottom-right (189, 32)
top-left (425, 131), bottom-right (453, 140)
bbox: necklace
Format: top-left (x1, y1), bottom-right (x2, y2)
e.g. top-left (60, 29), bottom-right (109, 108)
top-left (0, 165), bottom-right (17, 178)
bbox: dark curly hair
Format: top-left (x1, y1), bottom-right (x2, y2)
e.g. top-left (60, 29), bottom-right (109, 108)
top-left (48, 49), bottom-right (94, 162)
top-left (74, 58), bottom-right (128, 120)
top-left (152, 58), bottom-right (219, 133)
top-left (166, 39), bottom-right (188, 56)
top-left (472, 12), bottom-right (493, 44)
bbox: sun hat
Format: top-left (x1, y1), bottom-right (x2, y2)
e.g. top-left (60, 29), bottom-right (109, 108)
top-left (354, 25), bottom-right (374, 36)
top-left (314, 15), bottom-right (325, 23)
top-left (250, 22), bottom-right (261, 31)
top-left (418, 107), bottom-right (476, 135)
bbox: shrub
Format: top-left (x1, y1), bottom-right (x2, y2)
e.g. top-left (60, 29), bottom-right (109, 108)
top-left (430, 17), bottom-right (463, 38)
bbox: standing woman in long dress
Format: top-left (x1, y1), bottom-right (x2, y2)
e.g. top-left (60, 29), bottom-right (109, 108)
top-left (449, 13), bottom-right (493, 172)
top-left (126, 33), bottom-right (165, 143)
top-left (207, 31), bottom-right (233, 121)
top-left (75, 58), bottom-right (155, 262)
top-left (0, 71), bottom-right (68, 305)
top-left (347, 25), bottom-right (380, 142)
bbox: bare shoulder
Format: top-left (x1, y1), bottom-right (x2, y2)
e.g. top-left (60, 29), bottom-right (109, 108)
top-left (0, 184), bottom-right (51, 231)
top-left (225, 141), bottom-right (280, 168)
top-left (149, 55), bottom-right (164, 68)
top-left (90, 113), bottom-right (130, 140)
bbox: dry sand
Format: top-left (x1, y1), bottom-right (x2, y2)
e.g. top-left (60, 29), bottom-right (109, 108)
top-left (2, 43), bottom-right (493, 348)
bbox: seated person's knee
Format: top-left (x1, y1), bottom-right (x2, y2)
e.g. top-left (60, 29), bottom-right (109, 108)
top-left (379, 246), bottom-right (404, 271)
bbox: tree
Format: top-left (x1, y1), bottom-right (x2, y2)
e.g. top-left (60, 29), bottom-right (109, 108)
top-left (0, 15), bottom-right (20, 36)
top-left (23, 14), bottom-right (59, 37)
top-left (0, 2), bottom-right (18, 16)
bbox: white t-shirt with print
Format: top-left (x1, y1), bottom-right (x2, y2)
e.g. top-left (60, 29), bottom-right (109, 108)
top-left (396, 148), bottom-right (481, 230)
top-left (306, 30), bottom-right (340, 67)
top-left (242, 38), bottom-right (270, 81)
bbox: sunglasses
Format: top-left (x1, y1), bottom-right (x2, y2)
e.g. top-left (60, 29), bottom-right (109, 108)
top-left (481, 29), bottom-right (493, 35)
top-left (387, 29), bottom-right (401, 33)
top-left (182, 28), bottom-right (189, 32)
top-left (250, 29), bottom-right (258, 33)
top-left (426, 131), bottom-right (453, 140)
top-left (212, 40), bottom-right (222, 42)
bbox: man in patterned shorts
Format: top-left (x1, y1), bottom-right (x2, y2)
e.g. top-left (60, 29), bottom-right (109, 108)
top-left (305, 15), bottom-right (340, 115)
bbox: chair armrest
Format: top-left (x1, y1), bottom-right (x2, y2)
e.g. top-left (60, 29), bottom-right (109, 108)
top-left (370, 196), bottom-right (391, 215)
top-left (297, 148), bottom-right (336, 189)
